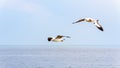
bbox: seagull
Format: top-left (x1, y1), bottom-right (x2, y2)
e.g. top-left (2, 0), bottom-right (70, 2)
top-left (72, 18), bottom-right (104, 31)
top-left (48, 35), bottom-right (70, 42)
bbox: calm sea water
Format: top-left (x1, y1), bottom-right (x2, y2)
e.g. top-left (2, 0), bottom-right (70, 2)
top-left (0, 48), bottom-right (120, 68)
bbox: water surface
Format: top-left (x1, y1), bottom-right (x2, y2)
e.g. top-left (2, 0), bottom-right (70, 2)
top-left (0, 48), bottom-right (120, 68)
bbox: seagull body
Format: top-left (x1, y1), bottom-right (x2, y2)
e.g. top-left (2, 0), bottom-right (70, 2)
top-left (48, 35), bottom-right (70, 42)
top-left (73, 18), bottom-right (104, 31)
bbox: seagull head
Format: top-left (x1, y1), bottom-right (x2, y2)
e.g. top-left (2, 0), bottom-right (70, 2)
top-left (48, 37), bottom-right (53, 41)
top-left (96, 20), bottom-right (99, 22)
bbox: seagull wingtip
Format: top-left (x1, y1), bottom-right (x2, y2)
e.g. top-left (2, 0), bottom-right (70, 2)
top-left (72, 22), bottom-right (76, 24)
top-left (101, 29), bottom-right (104, 31)
top-left (99, 28), bottom-right (104, 31)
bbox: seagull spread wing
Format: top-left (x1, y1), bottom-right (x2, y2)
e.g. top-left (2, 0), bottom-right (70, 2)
top-left (73, 18), bottom-right (85, 24)
top-left (55, 35), bottom-right (70, 39)
top-left (94, 21), bottom-right (104, 31)
top-left (63, 36), bottom-right (71, 38)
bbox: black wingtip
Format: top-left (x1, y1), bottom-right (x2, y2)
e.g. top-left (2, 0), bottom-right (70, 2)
top-left (66, 36), bottom-right (71, 38)
top-left (97, 27), bottom-right (104, 31)
top-left (72, 22), bottom-right (76, 24)
top-left (63, 36), bottom-right (71, 38)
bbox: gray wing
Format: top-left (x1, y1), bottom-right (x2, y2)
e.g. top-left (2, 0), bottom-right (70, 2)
top-left (72, 18), bottom-right (85, 24)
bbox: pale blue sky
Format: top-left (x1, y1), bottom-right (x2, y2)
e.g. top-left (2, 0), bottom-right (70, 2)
top-left (0, 0), bottom-right (120, 48)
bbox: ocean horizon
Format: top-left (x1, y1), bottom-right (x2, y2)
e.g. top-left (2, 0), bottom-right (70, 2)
top-left (0, 47), bottom-right (120, 68)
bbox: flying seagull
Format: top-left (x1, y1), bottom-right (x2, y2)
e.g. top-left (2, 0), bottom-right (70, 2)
top-left (48, 35), bottom-right (70, 42)
top-left (72, 18), bottom-right (104, 31)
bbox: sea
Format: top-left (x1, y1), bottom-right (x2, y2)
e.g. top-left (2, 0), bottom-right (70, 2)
top-left (0, 47), bottom-right (120, 68)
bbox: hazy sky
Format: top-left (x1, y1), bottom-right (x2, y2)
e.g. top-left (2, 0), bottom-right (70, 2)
top-left (0, 0), bottom-right (120, 48)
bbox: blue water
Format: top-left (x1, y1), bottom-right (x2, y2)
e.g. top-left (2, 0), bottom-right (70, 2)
top-left (0, 48), bottom-right (120, 68)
